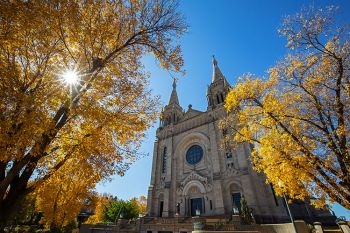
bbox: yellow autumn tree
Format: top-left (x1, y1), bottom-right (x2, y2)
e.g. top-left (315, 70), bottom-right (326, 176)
top-left (35, 157), bottom-right (98, 228)
top-left (0, 0), bottom-right (187, 227)
top-left (136, 195), bottom-right (147, 215)
top-left (85, 194), bottom-right (112, 224)
top-left (221, 6), bottom-right (350, 209)
top-left (129, 195), bottom-right (147, 216)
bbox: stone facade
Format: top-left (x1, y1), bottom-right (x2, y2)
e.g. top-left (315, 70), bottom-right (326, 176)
top-left (146, 57), bottom-right (289, 222)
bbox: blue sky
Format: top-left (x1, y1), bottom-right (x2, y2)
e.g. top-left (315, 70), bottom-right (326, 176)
top-left (96, 0), bottom-right (350, 220)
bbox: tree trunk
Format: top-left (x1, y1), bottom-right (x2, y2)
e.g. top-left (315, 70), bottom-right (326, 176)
top-left (0, 159), bottom-right (38, 230)
top-left (0, 185), bottom-right (27, 233)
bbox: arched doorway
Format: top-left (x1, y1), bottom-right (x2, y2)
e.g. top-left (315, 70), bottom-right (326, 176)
top-left (183, 181), bottom-right (206, 216)
top-left (188, 186), bottom-right (203, 216)
top-left (229, 183), bottom-right (241, 213)
top-left (158, 193), bottom-right (164, 217)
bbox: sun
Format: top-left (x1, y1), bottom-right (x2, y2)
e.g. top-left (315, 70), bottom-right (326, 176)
top-left (62, 69), bottom-right (79, 85)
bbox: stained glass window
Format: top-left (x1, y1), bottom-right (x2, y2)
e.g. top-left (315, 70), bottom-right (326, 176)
top-left (162, 147), bottom-right (167, 173)
top-left (186, 145), bottom-right (203, 165)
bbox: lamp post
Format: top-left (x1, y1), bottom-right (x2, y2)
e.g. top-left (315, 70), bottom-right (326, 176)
top-left (232, 205), bottom-right (239, 215)
top-left (278, 181), bottom-right (297, 233)
top-left (176, 202), bottom-right (180, 216)
top-left (195, 208), bottom-right (201, 216)
top-left (192, 207), bottom-right (205, 231)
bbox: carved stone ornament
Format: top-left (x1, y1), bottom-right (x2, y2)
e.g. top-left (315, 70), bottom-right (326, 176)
top-left (160, 175), bottom-right (166, 188)
top-left (176, 171), bottom-right (213, 194)
top-left (223, 166), bottom-right (248, 178)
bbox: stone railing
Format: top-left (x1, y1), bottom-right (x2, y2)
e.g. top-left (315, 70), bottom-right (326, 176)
top-left (314, 221), bottom-right (350, 233)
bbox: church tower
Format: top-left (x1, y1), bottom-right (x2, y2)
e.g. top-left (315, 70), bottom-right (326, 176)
top-left (160, 79), bottom-right (183, 127)
top-left (207, 56), bottom-right (231, 109)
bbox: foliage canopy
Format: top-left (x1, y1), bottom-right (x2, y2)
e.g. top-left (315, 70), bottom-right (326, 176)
top-left (222, 6), bottom-right (350, 209)
top-left (102, 198), bottom-right (140, 222)
top-left (0, 0), bottom-right (186, 225)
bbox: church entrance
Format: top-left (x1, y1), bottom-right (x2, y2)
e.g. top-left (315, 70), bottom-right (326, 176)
top-left (159, 201), bottom-right (164, 217)
top-left (232, 192), bottom-right (241, 213)
top-left (190, 198), bottom-right (203, 216)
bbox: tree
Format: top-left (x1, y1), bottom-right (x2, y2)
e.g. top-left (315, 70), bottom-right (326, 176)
top-left (86, 194), bottom-right (112, 224)
top-left (102, 199), bottom-right (140, 222)
top-left (221, 6), bottom-right (350, 209)
top-left (86, 195), bottom-right (146, 224)
top-left (34, 166), bottom-right (96, 229)
top-left (240, 195), bottom-right (253, 224)
top-left (0, 0), bottom-right (186, 228)
top-left (10, 193), bottom-right (41, 226)
top-left (135, 195), bottom-right (147, 216)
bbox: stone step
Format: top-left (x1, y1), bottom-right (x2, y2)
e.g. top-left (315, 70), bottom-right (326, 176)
top-left (192, 231), bottom-right (261, 233)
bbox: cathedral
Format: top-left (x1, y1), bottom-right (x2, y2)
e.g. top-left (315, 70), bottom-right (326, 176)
top-left (146, 56), bottom-right (290, 223)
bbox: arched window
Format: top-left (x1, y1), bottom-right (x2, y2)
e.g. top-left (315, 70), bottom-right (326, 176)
top-left (216, 95), bottom-right (220, 104)
top-left (186, 145), bottom-right (203, 165)
top-left (162, 147), bottom-right (167, 173)
top-left (221, 93), bottom-right (224, 103)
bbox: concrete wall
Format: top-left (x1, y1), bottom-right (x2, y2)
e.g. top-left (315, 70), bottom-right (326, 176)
top-left (260, 223), bottom-right (295, 233)
top-left (338, 221), bottom-right (350, 233)
top-left (257, 220), bottom-right (308, 233)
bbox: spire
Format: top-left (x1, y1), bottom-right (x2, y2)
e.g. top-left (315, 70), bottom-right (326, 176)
top-left (168, 78), bottom-right (179, 105)
top-left (212, 55), bottom-right (225, 83)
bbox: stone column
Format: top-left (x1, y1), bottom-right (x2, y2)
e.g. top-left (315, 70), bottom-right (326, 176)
top-left (163, 188), bottom-right (170, 217)
top-left (147, 140), bottom-right (159, 216)
top-left (166, 137), bottom-right (173, 183)
top-left (213, 180), bottom-right (225, 214)
top-left (167, 136), bottom-right (175, 216)
top-left (338, 221), bottom-right (350, 233)
top-left (314, 222), bottom-right (323, 233)
top-left (150, 141), bottom-right (159, 186)
top-left (208, 122), bottom-right (220, 173)
top-left (147, 185), bottom-right (154, 215)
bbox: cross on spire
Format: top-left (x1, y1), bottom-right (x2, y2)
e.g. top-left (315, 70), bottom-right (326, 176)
top-left (212, 55), bottom-right (218, 67)
top-left (211, 55), bottom-right (225, 83)
top-left (172, 76), bottom-right (177, 89)
top-left (168, 77), bottom-right (179, 105)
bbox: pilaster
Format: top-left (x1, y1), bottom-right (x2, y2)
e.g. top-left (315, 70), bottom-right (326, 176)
top-left (150, 140), bottom-right (159, 185)
top-left (163, 188), bottom-right (170, 217)
top-left (147, 185), bottom-right (154, 215)
top-left (213, 180), bottom-right (225, 214)
top-left (208, 122), bottom-right (220, 173)
top-left (165, 137), bottom-right (173, 183)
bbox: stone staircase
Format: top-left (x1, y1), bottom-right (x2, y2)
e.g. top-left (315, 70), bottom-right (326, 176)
top-left (140, 216), bottom-right (303, 233)
top-left (204, 222), bottom-right (261, 232)
top-left (191, 215), bottom-right (263, 233)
